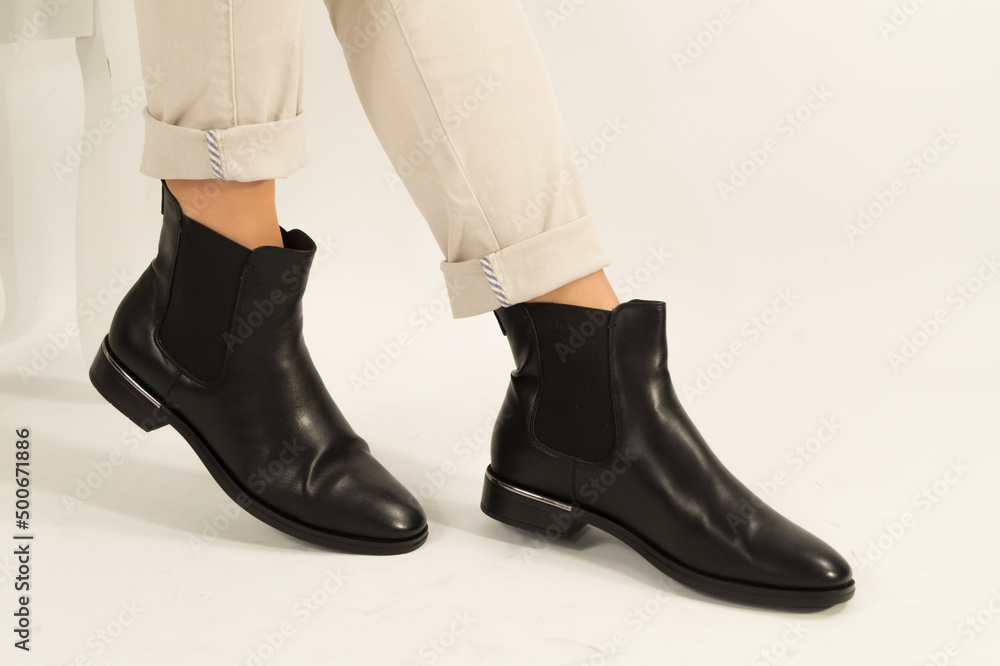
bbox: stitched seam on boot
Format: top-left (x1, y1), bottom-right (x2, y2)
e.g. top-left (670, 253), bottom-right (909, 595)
top-left (572, 303), bottom-right (661, 469)
top-left (185, 259), bottom-right (255, 389)
top-left (152, 214), bottom-right (187, 383)
top-left (525, 307), bottom-right (574, 461)
top-left (526, 304), bottom-right (619, 467)
top-left (523, 307), bottom-right (586, 464)
top-left (155, 235), bottom-right (252, 389)
top-left (161, 371), bottom-right (182, 413)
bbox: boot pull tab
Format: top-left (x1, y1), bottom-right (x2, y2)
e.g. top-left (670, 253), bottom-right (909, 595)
top-left (493, 309), bottom-right (507, 336)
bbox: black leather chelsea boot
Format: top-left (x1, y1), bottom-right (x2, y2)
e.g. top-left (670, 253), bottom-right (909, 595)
top-left (89, 181), bottom-right (427, 554)
top-left (481, 299), bottom-right (854, 608)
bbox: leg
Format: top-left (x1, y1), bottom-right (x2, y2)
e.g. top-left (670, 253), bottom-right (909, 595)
top-left (527, 269), bottom-right (619, 310)
top-left (162, 179), bottom-right (281, 249)
top-left (326, 0), bottom-right (853, 606)
top-left (87, 0), bottom-right (427, 553)
top-left (134, 0), bottom-right (308, 248)
top-left (325, 0), bottom-right (614, 317)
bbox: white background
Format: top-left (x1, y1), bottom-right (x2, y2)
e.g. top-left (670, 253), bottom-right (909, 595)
top-left (1, 1), bottom-right (999, 664)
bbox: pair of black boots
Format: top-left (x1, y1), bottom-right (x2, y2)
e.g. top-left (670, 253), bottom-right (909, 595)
top-left (90, 182), bottom-right (853, 608)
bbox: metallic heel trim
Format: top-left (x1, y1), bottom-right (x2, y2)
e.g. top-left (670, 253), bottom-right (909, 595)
top-left (101, 339), bottom-right (161, 409)
top-left (484, 467), bottom-right (574, 513)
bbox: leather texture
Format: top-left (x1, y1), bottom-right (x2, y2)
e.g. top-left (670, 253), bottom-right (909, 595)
top-left (106, 181), bottom-right (426, 545)
top-left (491, 299), bottom-right (853, 592)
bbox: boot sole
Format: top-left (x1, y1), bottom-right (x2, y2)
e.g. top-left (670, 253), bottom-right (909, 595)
top-left (89, 336), bottom-right (428, 555)
top-left (481, 466), bottom-right (854, 609)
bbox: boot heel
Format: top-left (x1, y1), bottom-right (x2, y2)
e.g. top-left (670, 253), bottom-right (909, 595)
top-left (481, 466), bottom-right (586, 539)
top-left (89, 337), bottom-right (169, 433)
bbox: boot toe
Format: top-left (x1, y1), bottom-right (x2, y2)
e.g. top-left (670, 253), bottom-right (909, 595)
top-left (801, 544), bottom-right (853, 589)
top-left (764, 522), bottom-right (854, 591)
top-left (311, 451), bottom-right (427, 542)
top-left (374, 492), bottom-right (427, 541)
top-left (352, 476), bottom-right (427, 542)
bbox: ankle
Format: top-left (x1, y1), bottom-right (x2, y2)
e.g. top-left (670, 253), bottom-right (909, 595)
top-left (164, 179), bottom-right (283, 250)
top-left (527, 270), bottom-right (620, 310)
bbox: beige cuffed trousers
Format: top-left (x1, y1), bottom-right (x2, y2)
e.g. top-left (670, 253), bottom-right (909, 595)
top-left (133, 0), bottom-right (612, 318)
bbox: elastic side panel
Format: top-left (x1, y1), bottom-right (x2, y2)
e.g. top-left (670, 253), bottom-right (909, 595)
top-left (529, 304), bottom-right (615, 462)
top-left (158, 217), bottom-right (251, 382)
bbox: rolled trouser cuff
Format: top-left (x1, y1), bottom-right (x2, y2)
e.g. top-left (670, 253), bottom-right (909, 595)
top-left (440, 214), bottom-right (613, 318)
top-left (138, 108), bottom-right (309, 181)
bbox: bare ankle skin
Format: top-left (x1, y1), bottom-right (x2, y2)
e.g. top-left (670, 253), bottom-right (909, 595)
top-left (528, 269), bottom-right (620, 310)
top-left (164, 179), bottom-right (283, 250)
